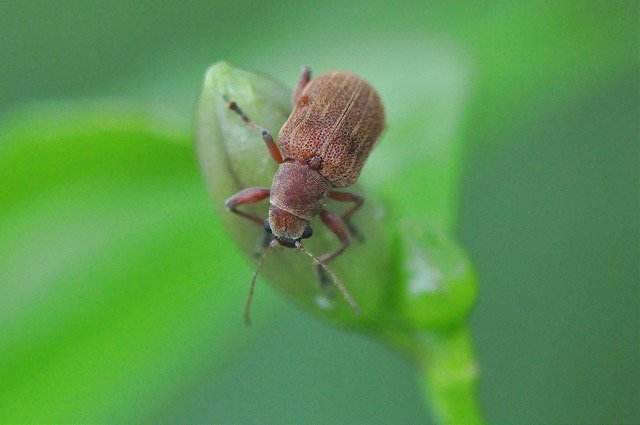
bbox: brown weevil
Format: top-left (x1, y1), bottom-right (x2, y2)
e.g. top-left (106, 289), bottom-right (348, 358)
top-left (224, 67), bottom-right (385, 323)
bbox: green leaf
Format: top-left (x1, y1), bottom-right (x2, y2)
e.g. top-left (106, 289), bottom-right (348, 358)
top-left (0, 101), bottom-right (278, 422)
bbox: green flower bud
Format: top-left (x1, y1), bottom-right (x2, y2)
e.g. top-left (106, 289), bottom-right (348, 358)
top-left (397, 221), bottom-right (478, 331)
top-left (196, 61), bottom-right (478, 332)
top-left (196, 62), bottom-right (392, 327)
top-left (196, 62), bottom-right (483, 423)
top-left (197, 62), bottom-right (476, 332)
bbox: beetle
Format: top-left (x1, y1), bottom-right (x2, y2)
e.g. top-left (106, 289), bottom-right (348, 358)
top-left (224, 67), bottom-right (385, 323)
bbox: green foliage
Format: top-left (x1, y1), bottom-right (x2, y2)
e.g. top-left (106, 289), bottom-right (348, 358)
top-left (0, 103), bottom-right (262, 422)
top-left (0, 0), bottom-right (637, 423)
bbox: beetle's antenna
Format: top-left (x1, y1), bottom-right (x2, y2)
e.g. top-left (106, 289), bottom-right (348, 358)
top-left (223, 95), bottom-right (284, 164)
top-left (295, 241), bottom-right (361, 316)
top-left (223, 94), bottom-right (262, 133)
top-left (245, 239), bottom-right (278, 325)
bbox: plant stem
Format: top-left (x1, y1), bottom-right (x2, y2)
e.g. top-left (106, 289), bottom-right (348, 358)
top-left (415, 325), bottom-right (483, 424)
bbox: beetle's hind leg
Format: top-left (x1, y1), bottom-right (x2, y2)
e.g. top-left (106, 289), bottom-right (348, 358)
top-left (292, 66), bottom-right (311, 106)
top-left (329, 191), bottom-right (365, 241)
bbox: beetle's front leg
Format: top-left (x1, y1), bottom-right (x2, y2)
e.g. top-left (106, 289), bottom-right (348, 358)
top-left (226, 187), bottom-right (272, 256)
top-left (225, 187), bottom-right (270, 226)
top-left (329, 191), bottom-right (364, 241)
top-left (315, 208), bottom-right (351, 289)
top-left (223, 96), bottom-right (284, 164)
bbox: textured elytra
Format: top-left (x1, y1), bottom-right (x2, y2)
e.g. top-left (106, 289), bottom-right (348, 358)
top-left (278, 71), bottom-right (385, 187)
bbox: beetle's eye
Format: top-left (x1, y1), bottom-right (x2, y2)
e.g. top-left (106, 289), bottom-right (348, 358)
top-left (263, 221), bottom-right (272, 234)
top-left (301, 226), bottom-right (313, 239)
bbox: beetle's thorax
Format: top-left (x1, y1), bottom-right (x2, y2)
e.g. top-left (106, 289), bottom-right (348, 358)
top-left (268, 161), bottom-right (330, 241)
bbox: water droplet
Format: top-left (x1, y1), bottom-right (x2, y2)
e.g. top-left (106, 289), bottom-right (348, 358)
top-left (315, 294), bottom-right (335, 310)
top-left (407, 247), bottom-right (443, 295)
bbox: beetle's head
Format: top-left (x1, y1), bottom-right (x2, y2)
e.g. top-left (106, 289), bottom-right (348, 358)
top-left (266, 205), bottom-right (313, 248)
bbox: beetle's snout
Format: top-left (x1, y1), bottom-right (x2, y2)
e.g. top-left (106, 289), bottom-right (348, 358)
top-left (270, 224), bottom-right (312, 249)
top-left (275, 236), bottom-right (297, 248)
top-left (264, 220), bottom-right (311, 237)
top-left (268, 205), bottom-right (313, 242)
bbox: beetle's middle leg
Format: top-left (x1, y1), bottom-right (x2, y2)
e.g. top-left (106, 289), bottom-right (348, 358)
top-left (315, 208), bottom-right (352, 289)
top-left (224, 96), bottom-right (284, 164)
top-left (329, 191), bottom-right (364, 240)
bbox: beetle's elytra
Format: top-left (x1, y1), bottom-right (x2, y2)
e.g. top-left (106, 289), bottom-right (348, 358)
top-left (224, 67), bottom-right (385, 323)
top-left (279, 72), bottom-right (385, 187)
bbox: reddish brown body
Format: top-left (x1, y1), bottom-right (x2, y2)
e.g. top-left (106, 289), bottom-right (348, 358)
top-left (269, 71), bottom-right (384, 244)
top-left (279, 72), bottom-right (385, 187)
top-left (224, 68), bottom-right (385, 322)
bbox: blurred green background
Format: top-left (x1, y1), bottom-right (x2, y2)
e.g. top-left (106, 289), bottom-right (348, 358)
top-left (0, 1), bottom-right (637, 423)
